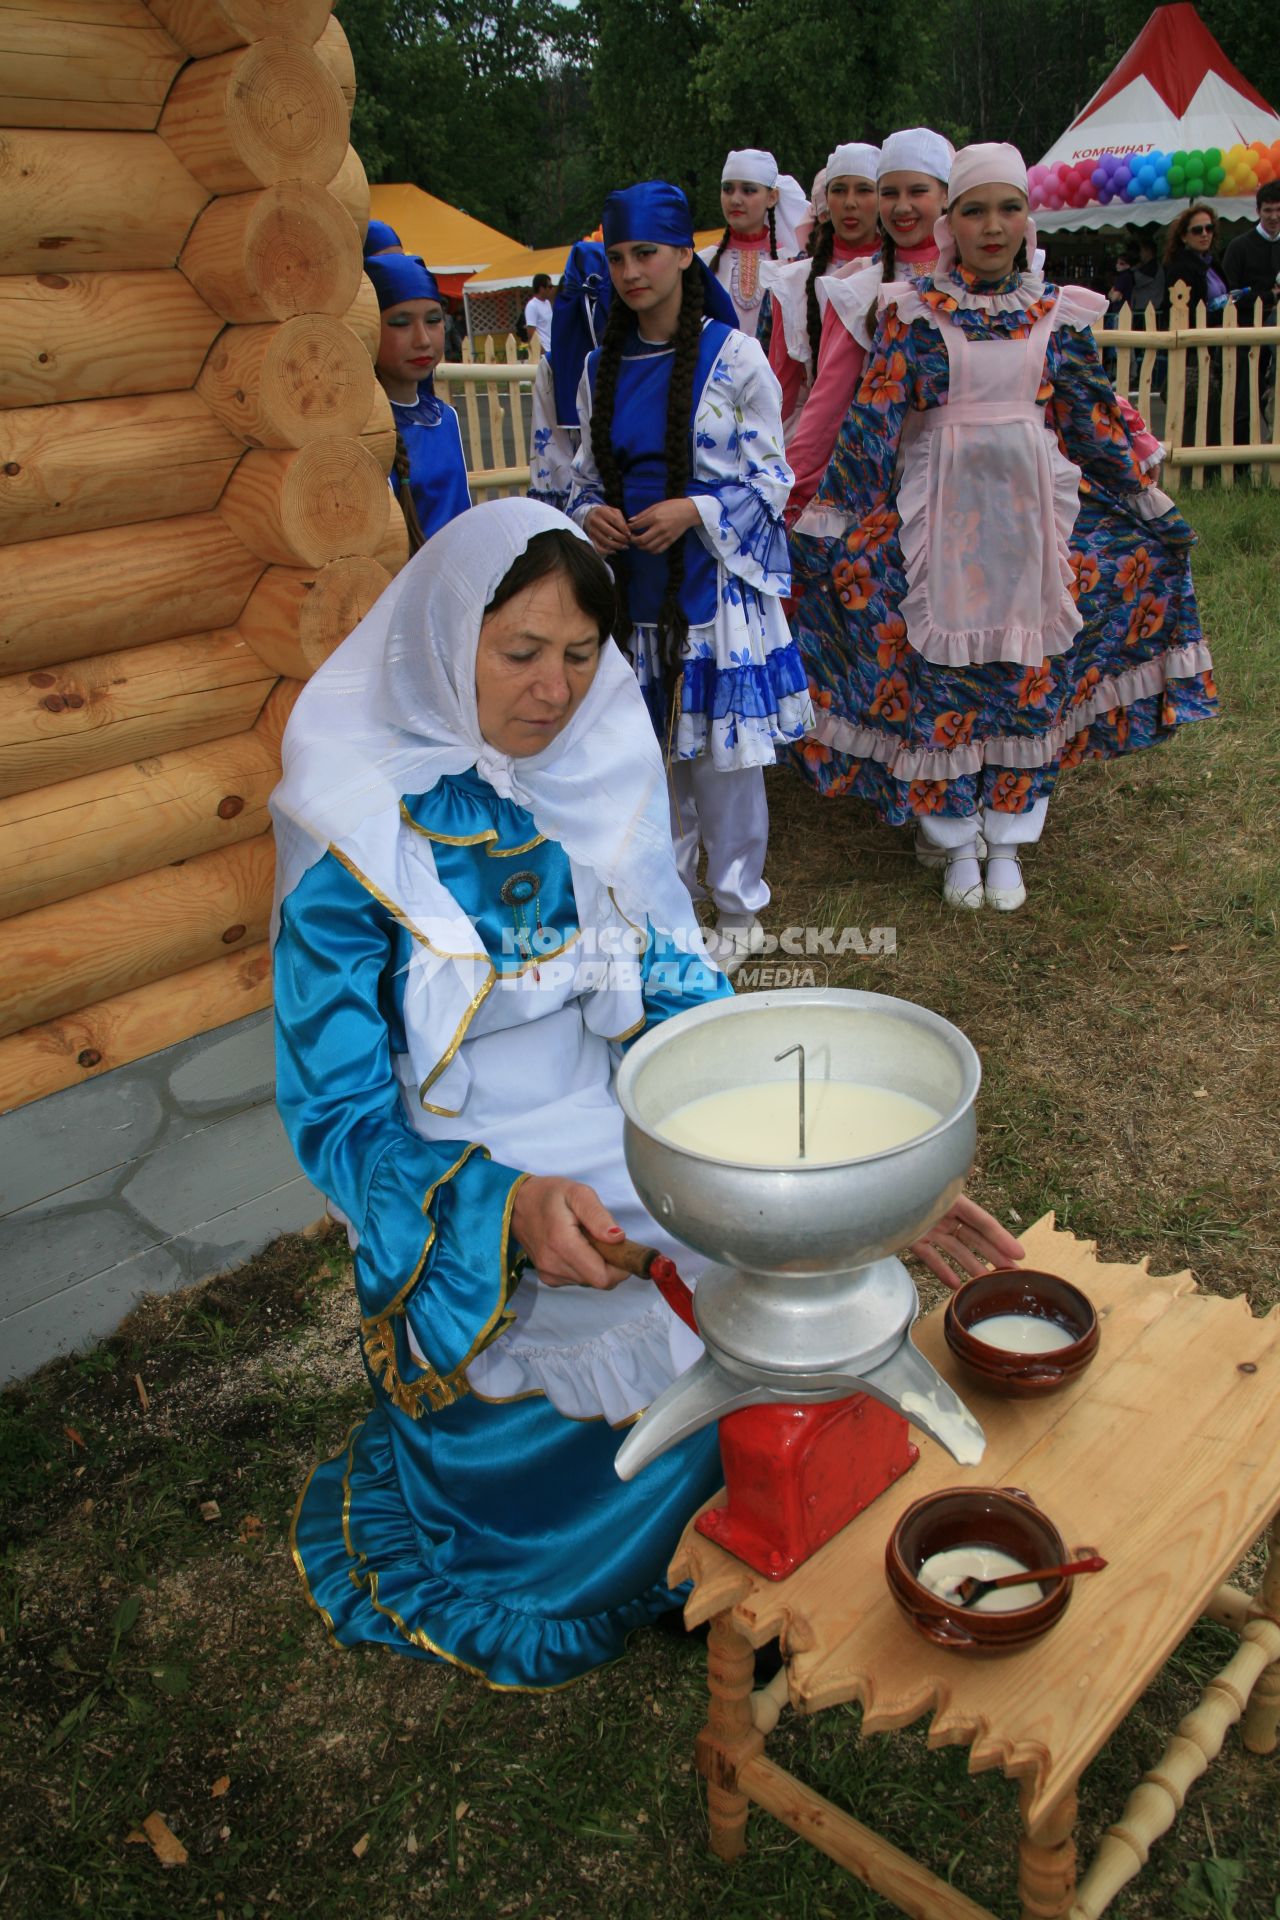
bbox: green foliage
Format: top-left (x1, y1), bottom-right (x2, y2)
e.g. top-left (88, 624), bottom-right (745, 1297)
top-left (339, 0), bottom-right (1280, 247)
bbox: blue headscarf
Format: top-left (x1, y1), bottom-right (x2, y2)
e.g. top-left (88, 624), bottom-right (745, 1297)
top-left (365, 253), bottom-right (442, 311)
top-left (363, 218), bottom-right (402, 258)
top-left (550, 240), bottom-right (612, 428)
top-left (599, 181), bottom-right (739, 330)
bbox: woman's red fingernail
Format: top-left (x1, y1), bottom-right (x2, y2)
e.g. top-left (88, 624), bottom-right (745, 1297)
top-left (609, 1226), bottom-right (625, 1238)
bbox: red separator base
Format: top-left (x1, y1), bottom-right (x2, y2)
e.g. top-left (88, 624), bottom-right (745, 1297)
top-left (694, 1394), bottom-right (919, 1580)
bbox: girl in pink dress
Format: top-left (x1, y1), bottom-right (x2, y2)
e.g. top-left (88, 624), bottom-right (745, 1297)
top-left (763, 144), bottom-right (882, 437)
top-left (786, 127), bottom-right (955, 524)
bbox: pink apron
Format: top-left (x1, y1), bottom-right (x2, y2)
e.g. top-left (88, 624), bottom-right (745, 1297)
top-left (896, 297), bottom-right (1084, 668)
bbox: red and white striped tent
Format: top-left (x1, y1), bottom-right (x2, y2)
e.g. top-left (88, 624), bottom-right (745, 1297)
top-left (1035, 3), bottom-right (1280, 231)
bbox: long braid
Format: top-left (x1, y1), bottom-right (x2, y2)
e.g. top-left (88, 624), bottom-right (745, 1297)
top-left (865, 225), bottom-right (897, 340)
top-left (654, 263), bottom-right (706, 681)
top-left (588, 295), bottom-right (635, 649)
top-left (710, 224), bottom-right (732, 272)
top-left (766, 204), bottom-right (778, 259)
top-left (392, 431), bottom-right (426, 554)
top-left (805, 219), bottom-right (837, 370)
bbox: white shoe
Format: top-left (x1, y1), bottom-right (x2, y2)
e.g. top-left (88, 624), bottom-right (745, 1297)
top-left (941, 846), bottom-right (984, 910)
top-left (710, 914), bottom-right (766, 978)
top-left (984, 853), bottom-right (1027, 911)
top-left (916, 827), bottom-right (987, 869)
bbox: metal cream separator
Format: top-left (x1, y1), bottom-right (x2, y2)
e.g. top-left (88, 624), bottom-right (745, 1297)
top-left (611, 991), bottom-right (987, 1573)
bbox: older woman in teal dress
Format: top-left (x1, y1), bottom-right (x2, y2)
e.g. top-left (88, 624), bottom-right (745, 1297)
top-left (273, 500), bottom-right (1022, 1691)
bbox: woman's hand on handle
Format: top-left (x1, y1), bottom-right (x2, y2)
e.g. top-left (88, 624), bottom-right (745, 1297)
top-left (584, 505), bottom-right (631, 555)
top-left (908, 1194), bottom-right (1025, 1293)
top-left (511, 1175), bottom-right (628, 1289)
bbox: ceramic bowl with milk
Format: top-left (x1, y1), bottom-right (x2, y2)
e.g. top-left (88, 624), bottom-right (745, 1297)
top-left (944, 1268), bottom-right (1099, 1398)
top-left (885, 1486), bottom-right (1074, 1655)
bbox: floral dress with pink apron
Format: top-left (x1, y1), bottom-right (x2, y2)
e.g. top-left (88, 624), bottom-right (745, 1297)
top-left (790, 266), bottom-right (1216, 823)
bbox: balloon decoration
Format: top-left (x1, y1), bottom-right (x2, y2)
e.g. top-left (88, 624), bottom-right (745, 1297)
top-left (1026, 139), bottom-right (1280, 212)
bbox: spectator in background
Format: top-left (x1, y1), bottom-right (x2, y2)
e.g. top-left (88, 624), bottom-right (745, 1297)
top-left (1164, 206), bottom-right (1229, 316)
top-left (1223, 179), bottom-right (1280, 317)
top-left (443, 298), bottom-right (466, 362)
top-left (1224, 180), bottom-right (1280, 442)
top-left (1110, 229), bottom-right (1165, 315)
top-left (1165, 207), bottom-right (1229, 445)
top-left (523, 273), bottom-right (555, 353)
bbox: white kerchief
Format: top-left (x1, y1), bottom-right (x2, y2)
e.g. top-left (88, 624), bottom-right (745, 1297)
top-left (722, 147), bottom-right (778, 187)
top-left (827, 142), bottom-right (881, 185)
top-left (270, 499), bottom-right (709, 1115)
top-left (878, 127), bottom-right (955, 183)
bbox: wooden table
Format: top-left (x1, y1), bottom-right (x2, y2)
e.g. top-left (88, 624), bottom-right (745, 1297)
top-left (670, 1216), bottom-right (1280, 1920)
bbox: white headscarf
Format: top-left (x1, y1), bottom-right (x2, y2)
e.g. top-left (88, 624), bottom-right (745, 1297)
top-left (878, 127), bottom-right (955, 184)
top-left (721, 149), bottom-right (810, 256)
top-left (935, 141), bottom-right (1039, 273)
top-left (270, 499), bottom-right (709, 1113)
top-left (827, 142), bottom-right (881, 185)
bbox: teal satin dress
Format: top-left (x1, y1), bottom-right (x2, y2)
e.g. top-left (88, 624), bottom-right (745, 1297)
top-left (276, 769), bottom-right (730, 1689)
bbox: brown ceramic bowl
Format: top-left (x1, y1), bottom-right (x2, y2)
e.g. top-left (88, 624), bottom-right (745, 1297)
top-left (944, 1267), bottom-right (1099, 1398)
top-left (885, 1485), bottom-right (1073, 1656)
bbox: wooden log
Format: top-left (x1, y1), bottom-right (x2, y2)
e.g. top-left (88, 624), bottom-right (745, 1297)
top-left (180, 181), bottom-right (360, 323)
top-left (0, 833), bottom-right (275, 1038)
top-left (0, 940), bottom-right (272, 1114)
top-left (0, 514), bottom-right (264, 675)
top-left (0, 391), bottom-right (242, 545)
top-left (0, 129), bottom-right (209, 273)
top-left (253, 674), bottom-right (302, 756)
top-left (195, 313), bottom-right (374, 448)
top-left (344, 270), bottom-right (379, 358)
top-left (361, 382), bottom-right (396, 472)
top-left (374, 485), bottom-right (410, 576)
top-left (327, 141), bottom-right (369, 234)
top-left (145, 0), bottom-right (334, 58)
top-left (0, 728), bottom-right (278, 919)
top-left (0, 1), bottom-right (183, 131)
top-left (0, 629), bottom-right (273, 799)
top-left (157, 38), bottom-right (348, 195)
top-left (0, 268), bottom-right (222, 407)
top-left (217, 437), bottom-right (388, 565)
top-left (314, 14), bottom-right (354, 108)
top-left (236, 554), bottom-right (390, 678)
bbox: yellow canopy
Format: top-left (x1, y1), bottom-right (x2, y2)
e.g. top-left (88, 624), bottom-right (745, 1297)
top-left (367, 184), bottom-right (522, 278)
top-left (465, 231), bottom-right (725, 292)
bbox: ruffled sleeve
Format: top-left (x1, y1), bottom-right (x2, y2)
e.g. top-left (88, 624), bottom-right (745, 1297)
top-left (690, 332), bottom-right (793, 594)
top-left (274, 851), bottom-right (527, 1414)
top-left (1046, 324), bottom-right (1194, 547)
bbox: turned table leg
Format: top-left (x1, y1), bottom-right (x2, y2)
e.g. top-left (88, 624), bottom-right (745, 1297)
top-left (1018, 1783), bottom-right (1078, 1920)
top-left (694, 1612), bottom-right (765, 1862)
top-left (1243, 1512), bottom-right (1280, 1755)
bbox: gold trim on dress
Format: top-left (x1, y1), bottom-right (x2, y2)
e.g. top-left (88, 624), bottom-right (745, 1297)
top-left (330, 844), bottom-right (488, 963)
top-left (608, 886), bottom-right (645, 933)
top-left (606, 1012), bottom-right (646, 1044)
top-left (363, 1144), bottom-right (485, 1330)
top-left (399, 799), bottom-right (546, 858)
top-left (437, 1171), bottom-right (530, 1392)
top-left (418, 962), bottom-right (498, 1104)
top-left (512, 927), bottom-right (582, 974)
top-left (289, 1420), bottom-right (364, 1651)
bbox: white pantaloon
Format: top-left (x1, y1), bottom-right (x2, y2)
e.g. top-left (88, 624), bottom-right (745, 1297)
top-left (669, 759), bottom-right (770, 919)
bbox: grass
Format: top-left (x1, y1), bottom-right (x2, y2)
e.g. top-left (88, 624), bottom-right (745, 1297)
top-left (2, 490), bottom-right (1278, 1919)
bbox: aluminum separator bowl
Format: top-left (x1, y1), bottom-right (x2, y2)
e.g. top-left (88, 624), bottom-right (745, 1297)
top-left (615, 989), bottom-right (981, 1281)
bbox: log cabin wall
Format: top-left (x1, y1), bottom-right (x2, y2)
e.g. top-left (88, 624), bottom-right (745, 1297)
top-left (0, 0), bottom-right (409, 1379)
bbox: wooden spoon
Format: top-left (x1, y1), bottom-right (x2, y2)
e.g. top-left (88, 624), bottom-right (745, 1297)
top-left (953, 1551), bottom-right (1107, 1608)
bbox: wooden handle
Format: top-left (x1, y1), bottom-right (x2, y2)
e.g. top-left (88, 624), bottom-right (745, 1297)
top-left (586, 1232), bottom-right (658, 1279)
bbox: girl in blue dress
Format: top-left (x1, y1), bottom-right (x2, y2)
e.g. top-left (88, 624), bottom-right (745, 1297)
top-left (568, 181), bottom-right (813, 971)
top-left (367, 252), bottom-right (471, 550)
